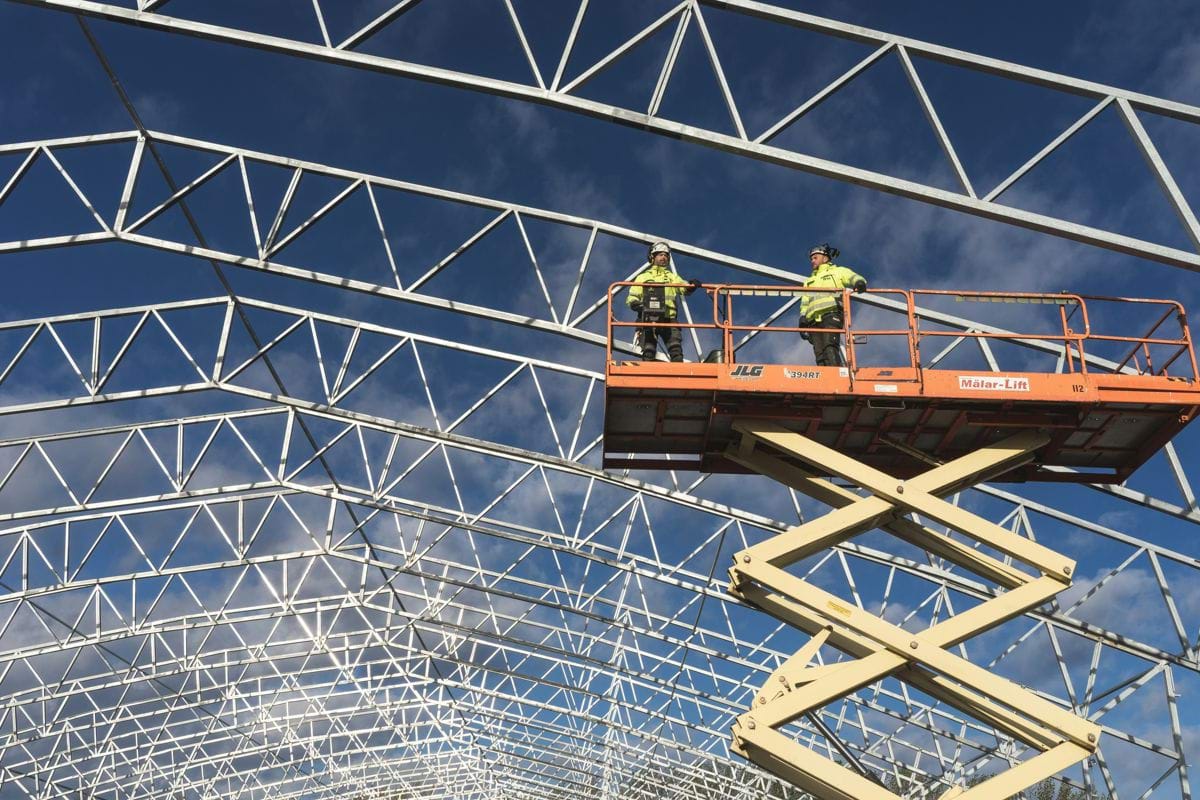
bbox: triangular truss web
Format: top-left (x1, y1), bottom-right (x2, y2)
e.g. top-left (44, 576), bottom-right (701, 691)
top-left (341, 0), bottom-right (544, 86)
top-left (0, 145), bottom-right (113, 241)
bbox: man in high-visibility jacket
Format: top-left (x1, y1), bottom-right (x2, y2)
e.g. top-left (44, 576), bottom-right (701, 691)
top-left (626, 241), bottom-right (699, 362)
top-left (799, 243), bottom-right (867, 367)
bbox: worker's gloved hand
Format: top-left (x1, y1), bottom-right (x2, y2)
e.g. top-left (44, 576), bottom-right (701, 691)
top-left (629, 300), bottom-right (643, 313)
top-left (685, 279), bottom-right (702, 295)
top-left (853, 280), bottom-right (867, 294)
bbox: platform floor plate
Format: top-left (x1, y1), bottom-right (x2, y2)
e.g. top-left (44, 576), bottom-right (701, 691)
top-left (604, 363), bottom-right (1200, 480)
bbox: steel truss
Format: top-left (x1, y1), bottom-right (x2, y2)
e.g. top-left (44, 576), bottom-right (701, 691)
top-left (0, 293), bottom-right (1185, 797)
top-left (9, 0), bottom-right (1200, 270)
top-left (0, 132), bottom-right (1195, 524)
top-left (0, 135), bottom-right (1194, 800)
top-left (0, 3), bottom-right (1197, 798)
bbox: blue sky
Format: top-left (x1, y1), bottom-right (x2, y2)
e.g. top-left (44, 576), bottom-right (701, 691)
top-left (0, 1), bottom-right (1199, 797)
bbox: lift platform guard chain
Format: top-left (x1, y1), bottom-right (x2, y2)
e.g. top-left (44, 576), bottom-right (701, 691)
top-left (725, 421), bottom-right (1100, 800)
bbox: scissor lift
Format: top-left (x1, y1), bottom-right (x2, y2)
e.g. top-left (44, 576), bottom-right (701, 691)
top-left (603, 284), bottom-right (1200, 800)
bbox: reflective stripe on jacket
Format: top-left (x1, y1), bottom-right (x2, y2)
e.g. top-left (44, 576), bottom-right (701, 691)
top-left (626, 264), bottom-right (688, 317)
top-left (799, 263), bottom-right (865, 321)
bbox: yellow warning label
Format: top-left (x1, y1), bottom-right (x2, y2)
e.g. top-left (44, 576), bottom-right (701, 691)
top-left (826, 600), bottom-right (852, 617)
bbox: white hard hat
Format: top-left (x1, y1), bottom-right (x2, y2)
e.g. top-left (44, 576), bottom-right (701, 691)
top-left (809, 243), bottom-right (839, 260)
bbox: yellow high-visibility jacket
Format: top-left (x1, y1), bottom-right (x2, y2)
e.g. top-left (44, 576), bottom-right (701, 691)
top-left (800, 262), bottom-right (866, 321)
top-left (626, 264), bottom-right (689, 318)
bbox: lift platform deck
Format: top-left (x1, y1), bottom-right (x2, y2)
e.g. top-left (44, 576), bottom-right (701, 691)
top-left (603, 285), bottom-right (1200, 482)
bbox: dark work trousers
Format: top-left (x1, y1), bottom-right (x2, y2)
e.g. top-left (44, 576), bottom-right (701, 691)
top-left (809, 313), bottom-right (844, 367)
top-left (639, 317), bottom-right (683, 362)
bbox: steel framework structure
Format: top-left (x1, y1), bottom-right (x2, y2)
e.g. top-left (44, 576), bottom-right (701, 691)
top-left (12, 0), bottom-right (1200, 270)
top-left (0, 2), bottom-right (1197, 800)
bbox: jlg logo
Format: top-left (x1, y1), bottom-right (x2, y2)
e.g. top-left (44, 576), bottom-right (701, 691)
top-left (730, 365), bottom-right (764, 379)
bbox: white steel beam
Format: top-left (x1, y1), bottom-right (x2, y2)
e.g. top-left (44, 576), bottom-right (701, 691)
top-left (10, 0), bottom-right (1200, 270)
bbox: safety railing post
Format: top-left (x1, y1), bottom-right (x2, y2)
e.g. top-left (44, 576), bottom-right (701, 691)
top-left (725, 289), bottom-right (734, 363)
top-left (607, 285), bottom-right (614, 363)
top-left (842, 289), bottom-right (856, 373)
top-left (1073, 296), bottom-right (1090, 376)
top-left (904, 289), bottom-right (921, 379)
top-left (1058, 303), bottom-right (1077, 374)
top-left (1182, 308), bottom-right (1199, 379)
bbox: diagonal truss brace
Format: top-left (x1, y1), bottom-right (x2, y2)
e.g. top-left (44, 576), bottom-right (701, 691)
top-left (725, 421), bottom-right (1100, 800)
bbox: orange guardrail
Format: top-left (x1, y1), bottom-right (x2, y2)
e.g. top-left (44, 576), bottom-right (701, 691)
top-left (606, 282), bottom-right (1197, 381)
